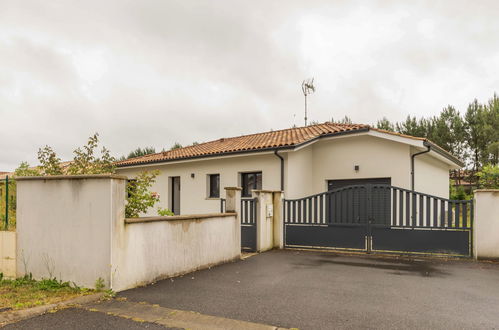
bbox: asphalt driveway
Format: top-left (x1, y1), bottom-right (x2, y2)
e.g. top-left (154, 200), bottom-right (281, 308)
top-left (120, 249), bottom-right (499, 330)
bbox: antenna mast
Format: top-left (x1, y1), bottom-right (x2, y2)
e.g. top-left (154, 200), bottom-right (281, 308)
top-left (302, 78), bottom-right (315, 126)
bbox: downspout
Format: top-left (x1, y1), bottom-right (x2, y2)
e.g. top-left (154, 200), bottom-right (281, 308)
top-left (274, 149), bottom-right (284, 191)
top-left (411, 143), bottom-right (431, 191)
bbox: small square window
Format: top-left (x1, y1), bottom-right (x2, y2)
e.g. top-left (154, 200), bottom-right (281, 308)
top-left (208, 174), bottom-right (220, 198)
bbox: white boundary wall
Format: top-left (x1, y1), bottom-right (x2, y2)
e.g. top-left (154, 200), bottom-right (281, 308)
top-left (0, 231), bottom-right (16, 278)
top-left (474, 189), bottom-right (499, 260)
top-left (16, 175), bottom-right (241, 291)
top-left (112, 214), bottom-right (240, 291)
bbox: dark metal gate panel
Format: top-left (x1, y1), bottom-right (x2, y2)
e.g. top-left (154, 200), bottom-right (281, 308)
top-left (285, 224), bottom-right (366, 250)
top-left (284, 186), bottom-right (371, 252)
top-left (284, 184), bottom-right (473, 257)
top-left (370, 186), bottom-right (473, 257)
top-left (220, 198), bottom-right (258, 251)
top-left (241, 198), bottom-right (257, 251)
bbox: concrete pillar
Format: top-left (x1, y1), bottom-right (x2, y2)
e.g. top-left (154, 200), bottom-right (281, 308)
top-left (224, 187), bottom-right (242, 251)
top-left (474, 189), bottom-right (499, 260)
top-left (224, 187), bottom-right (242, 214)
top-left (252, 190), bottom-right (276, 252)
top-left (272, 191), bottom-right (284, 249)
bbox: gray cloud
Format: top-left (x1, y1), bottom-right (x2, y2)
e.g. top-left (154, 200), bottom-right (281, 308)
top-left (1, 0), bottom-right (498, 170)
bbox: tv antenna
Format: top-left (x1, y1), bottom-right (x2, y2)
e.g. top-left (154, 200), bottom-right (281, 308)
top-left (302, 78), bottom-right (315, 126)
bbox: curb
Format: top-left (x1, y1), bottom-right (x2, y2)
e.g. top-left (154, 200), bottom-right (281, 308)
top-left (0, 292), bottom-right (107, 326)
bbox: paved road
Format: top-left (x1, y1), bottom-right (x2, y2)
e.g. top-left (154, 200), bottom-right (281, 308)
top-left (120, 250), bottom-right (499, 330)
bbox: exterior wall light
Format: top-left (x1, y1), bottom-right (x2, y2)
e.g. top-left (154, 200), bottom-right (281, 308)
top-left (354, 165), bottom-right (359, 172)
top-left (191, 173), bottom-right (195, 178)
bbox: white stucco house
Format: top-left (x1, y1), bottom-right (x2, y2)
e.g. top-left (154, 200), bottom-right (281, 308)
top-left (116, 122), bottom-right (463, 216)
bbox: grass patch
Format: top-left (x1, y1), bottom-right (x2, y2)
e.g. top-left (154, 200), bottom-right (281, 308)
top-left (0, 273), bottom-right (94, 310)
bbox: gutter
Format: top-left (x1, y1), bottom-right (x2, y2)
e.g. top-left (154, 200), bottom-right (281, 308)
top-left (423, 140), bottom-right (465, 167)
top-left (411, 144), bottom-right (431, 191)
top-left (274, 149), bottom-right (284, 191)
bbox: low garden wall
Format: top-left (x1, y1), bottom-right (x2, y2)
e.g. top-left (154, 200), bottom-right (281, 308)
top-left (0, 231), bottom-right (16, 278)
top-left (112, 213), bottom-right (240, 291)
top-left (15, 175), bottom-right (241, 291)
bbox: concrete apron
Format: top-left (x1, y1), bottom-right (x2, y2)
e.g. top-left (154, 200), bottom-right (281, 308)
top-left (83, 299), bottom-right (287, 330)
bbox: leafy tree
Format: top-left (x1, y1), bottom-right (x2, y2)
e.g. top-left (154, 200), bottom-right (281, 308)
top-left (487, 142), bottom-right (499, 166)
top-left (67, 133), bottom-right (115, 175)
top-left (428, 106), bottom-right (466, 158)
top-left (376, 117), bottom-right (395, 131)
top-left (125, 170), bottom-right (160, 218)
top-left (464, 100), bottom-right (488, 171)
top-left (124, 147), bottom-right (156, 160)
top-left (331, 116), bottom-right (353, 124)
top-left (395, 116), bottom-right (431, 137)
top-left (170, 142), bottom-right (183, 150)
top-left (14, 162), bottom-right (41, 177)
top-left (37, 146), bottom-right (63, 175)
top-left (477, 164), bottom-right (499, 189)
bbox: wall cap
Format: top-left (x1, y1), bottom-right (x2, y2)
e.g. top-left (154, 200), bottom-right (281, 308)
top-left (125, 212), bottom-right (237, 224)
top-left (224, 187), bottom-right (242, 191)
top-left (474, 189), bottom-right (499, 193)
top-left (15, 174), bottom-right (128, 181)
top-left (252, 189), bottom-right (284, 193)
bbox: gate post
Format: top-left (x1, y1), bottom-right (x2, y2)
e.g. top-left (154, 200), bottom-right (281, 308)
top-left (252, 190), bottom-right (275, 252)
top-left (225, 187), bottom-right (242, 252)
top-left (224, 187), bottom-right (242, 215)
top-left (473, 189), bottom-right (499, 260)
top-left (272, 191), bottom-right (284, 249)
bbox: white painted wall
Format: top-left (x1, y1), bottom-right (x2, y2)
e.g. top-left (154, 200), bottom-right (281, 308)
top-left (0, 231), bottom-right (16, 278)
top-left (111, 214), bottom-right (240, 291)
top-left (474, 190), bottom-right (499, 260)
top-left (16, 176), bottom-right (241, 291)
top-left (413, 151), bottom-right (451, 199)
top-left (116, 153), bottom-right (281, 216)
top-left (310, 135), bottom-right (411, 192)
top-left (16, 176), bottom-right (125, 288)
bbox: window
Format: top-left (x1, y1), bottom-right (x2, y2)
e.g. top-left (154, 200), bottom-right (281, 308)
top-left (241, 172), bottom-right (262, 197)
top-left (208, 174), bottom-right (220, 198)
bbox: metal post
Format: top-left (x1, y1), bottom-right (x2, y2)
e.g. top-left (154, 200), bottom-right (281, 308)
top-left (5, 175), bottom-right (8, 229)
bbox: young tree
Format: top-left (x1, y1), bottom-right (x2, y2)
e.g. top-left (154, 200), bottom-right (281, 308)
top-left (14, 162), bottom-right (41, 177)
top-left (67, 133), bottom-right (115, 175)
top-left (125, 170), bottom-right (160, 218)
top-left (38, 146), bottom-right (63, 175)
top-left (477, 164), bottom-right (499, 189)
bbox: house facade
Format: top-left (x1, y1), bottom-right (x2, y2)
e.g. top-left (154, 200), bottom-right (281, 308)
top-left (116, 123), bottom-right (462, 216)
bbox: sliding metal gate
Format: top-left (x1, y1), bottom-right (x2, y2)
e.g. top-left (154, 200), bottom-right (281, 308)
top-left (221, 198), bottom-right (258, 251)
top-left (283, 185), bottom-right (473, 257)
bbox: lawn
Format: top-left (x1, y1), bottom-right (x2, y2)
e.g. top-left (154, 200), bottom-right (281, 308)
top-left (0, 274), bottom-right (95, 311)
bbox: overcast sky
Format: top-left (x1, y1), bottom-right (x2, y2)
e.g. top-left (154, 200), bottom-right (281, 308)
top-left (1, 1), bottom-right (499, 171)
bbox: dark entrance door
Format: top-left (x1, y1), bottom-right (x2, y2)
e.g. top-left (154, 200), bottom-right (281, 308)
top-left (170, 176), bottom-right (180, 215)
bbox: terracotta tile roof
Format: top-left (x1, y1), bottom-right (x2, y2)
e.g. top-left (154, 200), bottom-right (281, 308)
top-left (116, 122), bottom-right (369, 167)
top-left (116, 122), bottom-right (462, 167)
